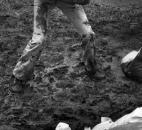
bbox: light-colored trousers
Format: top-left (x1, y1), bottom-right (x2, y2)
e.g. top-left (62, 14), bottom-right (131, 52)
top-left (13, 0), bottom-right (95, 80)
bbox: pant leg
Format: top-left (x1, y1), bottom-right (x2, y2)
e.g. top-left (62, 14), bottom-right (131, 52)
top-left (13, 0), bottom-right (51, 80)
top-left (57, 3), bottom-right (97, 74)
top-left (57, 3), bottom-right (95, 37)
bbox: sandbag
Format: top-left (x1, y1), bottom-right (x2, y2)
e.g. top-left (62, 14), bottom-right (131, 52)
top-left (110, 107), bottom-right (142, 130)
top-left (56, 122), bottom-right (71, 130)
top-left (121, 48), bottom-right (142, 82)
top-left (93, 107), bottom-right (142, 130)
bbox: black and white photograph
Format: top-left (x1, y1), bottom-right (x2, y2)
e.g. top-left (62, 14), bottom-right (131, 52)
top-left (0, 0), bottom-right (142, 130)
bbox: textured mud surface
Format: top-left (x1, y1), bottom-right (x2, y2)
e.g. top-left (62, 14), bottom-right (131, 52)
top-left (0, 0), bottom-right (142, 130)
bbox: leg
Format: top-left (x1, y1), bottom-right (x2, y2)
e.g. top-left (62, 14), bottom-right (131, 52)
top-left (57, 3), bottom-right (97, 75)
top-left (13, 0), bottom-right (49, 81)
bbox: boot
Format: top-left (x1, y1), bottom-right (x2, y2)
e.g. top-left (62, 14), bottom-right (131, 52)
top-left (82, 40), bottom-right (105, 80)
top-left (10, 75), bottom-right (26, 93)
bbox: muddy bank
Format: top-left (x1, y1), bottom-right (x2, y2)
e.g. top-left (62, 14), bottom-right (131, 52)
top-left (0, 1), bottom-right (142, 130)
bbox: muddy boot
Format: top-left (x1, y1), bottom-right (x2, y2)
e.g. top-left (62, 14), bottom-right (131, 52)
top-left (11, 58), bottom-right (35, 92)
top-left (10, 75), bottom-right (26, 93)
top-left (84, 63), bottom-right (105, 80)
top-left (82, 39), bottom-right (97, 75)
top-left (13, 59), bottom-right (34, 81)
top-left (82, 39), bottom-right (105, 80)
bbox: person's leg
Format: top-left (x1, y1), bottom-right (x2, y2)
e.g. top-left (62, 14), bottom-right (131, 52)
top-left (57, 3), bottom-right (97, 75)
top-left (13, 0), bottom-right (51, 81)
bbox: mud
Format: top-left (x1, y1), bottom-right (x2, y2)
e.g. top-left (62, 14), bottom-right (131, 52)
top-left (0, 1), bottom-right (142, 130)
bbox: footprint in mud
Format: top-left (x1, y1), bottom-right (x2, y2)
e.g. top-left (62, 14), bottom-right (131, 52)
top-left (56, 80), bottom-right (74, 89)
top-left (63, 43), bottom-right (83, 66)
top-left (44, 65), bottom-right (69, 80)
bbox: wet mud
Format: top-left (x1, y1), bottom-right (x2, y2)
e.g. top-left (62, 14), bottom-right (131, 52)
top-left (0, 1), bottom-right (142, 130)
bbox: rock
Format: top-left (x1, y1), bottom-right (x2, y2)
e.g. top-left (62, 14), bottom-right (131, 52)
top-left (84, 127), bottom-right (91, 130)
top-left (121, 50), bottom-right (138, 64)
top-left (121, 48), bottom-right (142, 82)
top-left (92, 119), bottom-right (113, 130)
top-left (56, 122), bottom-right (71, 130)
top-left (101, 117), bottom-right (112, 123)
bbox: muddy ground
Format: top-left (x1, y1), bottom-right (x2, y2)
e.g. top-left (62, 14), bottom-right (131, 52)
top-left (0, 0), bottom-right (142, 130)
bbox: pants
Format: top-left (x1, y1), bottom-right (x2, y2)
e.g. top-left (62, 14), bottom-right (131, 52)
top-left (13, 0), bottom-right (95, 80)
